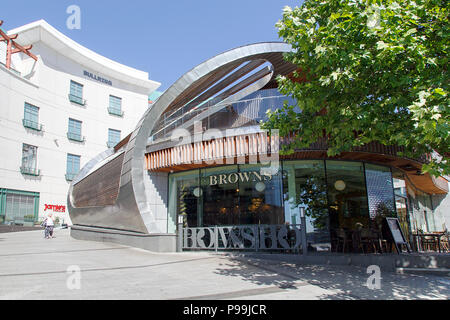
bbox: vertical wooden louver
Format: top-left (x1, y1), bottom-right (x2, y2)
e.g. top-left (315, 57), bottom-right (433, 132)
top-left (146, 132), bottom-right (277, 171)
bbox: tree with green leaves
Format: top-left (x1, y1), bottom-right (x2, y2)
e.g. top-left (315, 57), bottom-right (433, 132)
top-left (263, 0), bottom-right (448, 177)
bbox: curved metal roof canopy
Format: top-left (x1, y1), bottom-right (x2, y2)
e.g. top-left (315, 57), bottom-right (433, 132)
top-left (68, 42), bottom-right (296, 234)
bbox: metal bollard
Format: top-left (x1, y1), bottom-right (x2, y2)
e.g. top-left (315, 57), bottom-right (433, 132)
top-left (300, 207), bottom-right (308, 255)
top-left (176, 215), bottom-right (184, 253)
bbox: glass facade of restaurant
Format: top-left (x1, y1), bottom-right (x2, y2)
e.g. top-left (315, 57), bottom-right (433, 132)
top-left (168, 164), bottom-right (284, 234)
top-left (168, 160), bottom-right (432, 251)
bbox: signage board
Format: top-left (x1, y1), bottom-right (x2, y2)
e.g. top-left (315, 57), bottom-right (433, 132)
top-left (44, 204), bottom-right (66, 213)
top-left (83, 70), bottom-right (112, 86)
top-left (383, 217), bottom-right (411, 254)
top-left (183, 224), bottom-right (302, 251)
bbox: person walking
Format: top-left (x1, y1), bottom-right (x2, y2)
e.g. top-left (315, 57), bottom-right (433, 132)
top-left (41, 217), bottom-right (48, 239)
top-left (46, 213), bottom-right (55, 239)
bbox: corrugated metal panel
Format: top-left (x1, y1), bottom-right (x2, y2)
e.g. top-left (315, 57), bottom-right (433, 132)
top-left (72, 153), bottom-right (125, 207)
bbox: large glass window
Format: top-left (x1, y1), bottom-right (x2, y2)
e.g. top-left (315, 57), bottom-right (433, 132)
top-left (229, 164), bottom-right (283, 226)
top-left (200, 165), bottom-right (240, 227)
top-left (407, 186), bottom-right (434, 233)
top-left (365, 164), bottom-right (396, 221)
top-left (392, 169), bottom-right (413, 244)
top-left (282, 160), bottom-right (330, 250)
top-left (108, 129), bottom-right (121, 148)
top-left (168, 164), bottom-right (285, 231)
top-left (325, 161), bottom-right (369, 237)
top-left (168, 170), bottom-right (200, 233)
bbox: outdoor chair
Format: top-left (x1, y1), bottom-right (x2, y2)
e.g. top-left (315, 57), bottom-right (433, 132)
top-left (336, 228), bottom-right (352, 253)
top-left (359, 229), bottom-right (380, 253)
top-left (421, 234), bottom-right (438, 252)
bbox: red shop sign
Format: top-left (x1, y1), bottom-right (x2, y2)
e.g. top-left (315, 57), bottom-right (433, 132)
top-left (44, 204), bottom-right (66, 213)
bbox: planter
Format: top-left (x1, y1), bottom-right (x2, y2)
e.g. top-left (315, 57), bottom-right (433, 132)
top-left (23, 221), bottom-right (35, 227)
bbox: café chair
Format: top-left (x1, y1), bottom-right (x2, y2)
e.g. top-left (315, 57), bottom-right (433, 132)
top-left (421, 234), bottom-right (437, 252)
top-left (359, 229), bottom-right (379, 253)
top-left (336, 228), bottom-right (352, 253)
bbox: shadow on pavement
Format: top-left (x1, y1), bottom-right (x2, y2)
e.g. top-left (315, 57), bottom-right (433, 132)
top-left (213, 255), bottom-right (450, 300)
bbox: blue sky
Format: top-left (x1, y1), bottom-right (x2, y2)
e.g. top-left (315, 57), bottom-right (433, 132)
top-left (1, 0), bottom-right (303, 92)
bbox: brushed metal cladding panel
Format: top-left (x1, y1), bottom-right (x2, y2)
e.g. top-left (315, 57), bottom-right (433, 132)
top-left (68, 42), bottom-right (293, 235)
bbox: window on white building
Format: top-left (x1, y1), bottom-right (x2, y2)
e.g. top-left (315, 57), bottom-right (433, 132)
top-left (69, 80), bottom-right (86, 105)
top-left (21, 144), bottom-right (39, 176)
top-left (66, 154), bottom-right (81, 181)
top-left (107, 129), bottom-right (121, 148)
top-left (108, 95), bottom-right (123, 117)
top-left (67, 118), bottom-right (84, 142)
top-left (23, 103), bottom-right (42, 131)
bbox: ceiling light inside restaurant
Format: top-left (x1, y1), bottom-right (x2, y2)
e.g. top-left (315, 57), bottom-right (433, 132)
top-left (255, 182), bottom-right (266, 192)
top-left (335, 180), bottom-right (346, 191)
top-left (193, 187), bottom-right (203, 198)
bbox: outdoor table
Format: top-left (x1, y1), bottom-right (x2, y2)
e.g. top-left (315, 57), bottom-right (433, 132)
top-left (413, 233), bottom-right (444, 253)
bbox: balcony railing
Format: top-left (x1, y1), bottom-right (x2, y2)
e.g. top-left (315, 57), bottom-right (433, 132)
top-left (65, 173), bottom-right (78, 181)
top-left (67, 132), bottom-right (85, 142)
top-left (20, 166), bottom-right (40, 176)
top-left (108, 107), bottom-right (124, 117)
top-left (68, 94), bottom-right (86, 106)
top-left (22, 119), bottom-right (43, 131)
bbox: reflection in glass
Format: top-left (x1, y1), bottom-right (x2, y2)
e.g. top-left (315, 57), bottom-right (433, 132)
top-left (22, 144), bottom-right (37, 170)
top-left (392, 169), bottom-right (413, 244)
top-left (365, 164), bottom-right (396, 225)
top-left (325, 161), bottom-right (369, 251)
top-left (282, 160), bottom-right (330, 251)
top-left (166, 160), bottom-right (432, 253)
top-left (168, 171), bottom-right (199, 232)
top-left (201, 165), bottom-right (239, 227)
top-left (237, 164), bottom-right (283, 226)
top-left (200, 165), bottom-right (283, 227)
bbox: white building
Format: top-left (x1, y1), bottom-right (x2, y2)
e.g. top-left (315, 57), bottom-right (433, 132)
top-left (0, 20), bottom-right (160, 226)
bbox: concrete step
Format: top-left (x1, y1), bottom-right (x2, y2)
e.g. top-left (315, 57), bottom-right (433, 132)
top-left (396, 267), bottom-right (450, 276)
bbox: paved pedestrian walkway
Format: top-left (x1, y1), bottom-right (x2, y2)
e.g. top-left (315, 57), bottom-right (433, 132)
top-left (0, 229), bottom-right (448, 300)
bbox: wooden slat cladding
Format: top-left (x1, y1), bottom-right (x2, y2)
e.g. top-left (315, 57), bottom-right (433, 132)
top-left (146, 132), bottom-right (276, 171)
top-left (72, 152), bottom-right (125, 208)
top-left (281, 133), bottom-right (430, 163)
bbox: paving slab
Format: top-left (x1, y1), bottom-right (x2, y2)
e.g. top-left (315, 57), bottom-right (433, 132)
top-left (0, 229), bottom-right (448, 300)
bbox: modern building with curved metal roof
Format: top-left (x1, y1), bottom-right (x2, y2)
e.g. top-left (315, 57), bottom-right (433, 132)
top-left (69, 42), bottom-right (449, 253)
